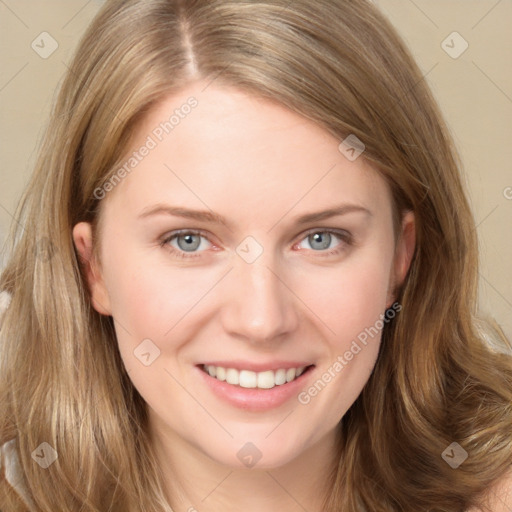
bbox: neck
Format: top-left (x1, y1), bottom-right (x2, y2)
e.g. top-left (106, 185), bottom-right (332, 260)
top-left (149, 418), bottom-right (341, 512)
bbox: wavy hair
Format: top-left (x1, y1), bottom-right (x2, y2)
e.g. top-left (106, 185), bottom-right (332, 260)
top-left (1, 0), bottom-right (511, 510)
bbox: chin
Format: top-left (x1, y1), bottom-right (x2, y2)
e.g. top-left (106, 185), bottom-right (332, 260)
top-left (201, 435), bottom-right (307, 471)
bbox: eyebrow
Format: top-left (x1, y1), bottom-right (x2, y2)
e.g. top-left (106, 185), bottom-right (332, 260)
top-left (138, 203), bottom-right (372, 227)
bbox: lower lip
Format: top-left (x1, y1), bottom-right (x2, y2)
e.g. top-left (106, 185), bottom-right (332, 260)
top-left (195, 365), bottom-right (315, 412)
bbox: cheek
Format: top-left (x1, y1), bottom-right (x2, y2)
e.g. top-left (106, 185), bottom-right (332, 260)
top-left (101, 257), bottom-right (214, 395)
top-left (295, 249), bottom-right (393, 343)
top-left (293, 255), bottom-right (393, 424)
top-left (103, 235), bottom-right (393, 348)
top-left (102, 247), bottom-right (218, 339)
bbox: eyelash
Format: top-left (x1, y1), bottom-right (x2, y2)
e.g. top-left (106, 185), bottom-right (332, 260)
top-left (159, 228), bottom-right (353, 260)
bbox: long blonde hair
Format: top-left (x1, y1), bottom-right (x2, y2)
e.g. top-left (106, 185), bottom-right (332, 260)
top-left (1, 0), bottom-right (511, 510)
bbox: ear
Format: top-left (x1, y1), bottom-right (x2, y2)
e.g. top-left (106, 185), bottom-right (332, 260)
top-left (72, 222), bottom-right (112, 316)
top-left (386, 210), bottom-right (415, 308)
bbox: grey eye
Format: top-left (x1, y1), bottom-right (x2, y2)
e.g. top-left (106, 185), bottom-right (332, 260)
top-left (307, 232), bottom-right (333, 251)
top-left (175, 233), bottom-right (203, 252)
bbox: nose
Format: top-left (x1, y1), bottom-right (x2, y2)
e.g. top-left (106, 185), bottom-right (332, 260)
top-left (219, 254), bottom-right (299, 344)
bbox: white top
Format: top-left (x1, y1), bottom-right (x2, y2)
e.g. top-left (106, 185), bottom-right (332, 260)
top-left (1, 295), bottom-right (31, 505)
top-left (1, 438), bottom-right (34, 507)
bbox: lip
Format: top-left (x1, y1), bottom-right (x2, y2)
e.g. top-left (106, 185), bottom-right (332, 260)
top-left (195, 363), bottom-right (315, 412)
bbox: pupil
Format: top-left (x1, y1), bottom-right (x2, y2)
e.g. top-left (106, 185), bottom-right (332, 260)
top-left (311, 232), bottom-right (330, 250)
top-left (178, 234), bottom-right (200, 251)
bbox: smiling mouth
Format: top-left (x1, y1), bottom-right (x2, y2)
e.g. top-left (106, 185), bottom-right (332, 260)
top-left (199, 364), bottom-right (315, 389)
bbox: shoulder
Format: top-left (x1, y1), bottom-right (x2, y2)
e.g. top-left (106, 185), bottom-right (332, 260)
top-left (467, 467), bottom-right (512, 512)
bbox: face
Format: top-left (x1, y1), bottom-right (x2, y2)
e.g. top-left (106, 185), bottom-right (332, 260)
top-left (73, 81), bottom-right (415, 470)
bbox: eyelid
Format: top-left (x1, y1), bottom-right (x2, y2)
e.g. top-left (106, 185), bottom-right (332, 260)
top-left (293, 228), bottom-right (353, 253)
top-left (298, 227), bottom-right (352, 242)
top-left (160, 229), bottom-right (215, 257)
top-left (160, 227), bottom-right (353, 258)
top-left (161, 228), bottom-right (212, 242)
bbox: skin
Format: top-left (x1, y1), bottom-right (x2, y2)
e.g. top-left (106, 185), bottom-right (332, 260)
top-left (73, 80), bottom-right (415, 512)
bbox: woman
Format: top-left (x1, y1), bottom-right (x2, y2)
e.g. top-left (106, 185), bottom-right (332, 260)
top-left (1, 0), bottom-right (511, 510)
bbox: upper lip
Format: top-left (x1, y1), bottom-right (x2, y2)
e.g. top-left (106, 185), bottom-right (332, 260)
top-left (198, 361), bottom-right (315, 372)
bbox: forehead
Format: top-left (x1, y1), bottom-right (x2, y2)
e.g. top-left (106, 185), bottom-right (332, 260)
top-left (102, 81), bottom-right (392, 225)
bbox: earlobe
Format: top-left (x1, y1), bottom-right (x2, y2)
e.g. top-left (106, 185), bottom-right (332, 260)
top-left (72, 222), bottom-right (112, 316)
top-left (387, 210), bottom-right (416, 308)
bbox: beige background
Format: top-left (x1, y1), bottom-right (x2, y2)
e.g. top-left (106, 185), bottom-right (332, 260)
top-left (0, 1), bottom-right (511, 339)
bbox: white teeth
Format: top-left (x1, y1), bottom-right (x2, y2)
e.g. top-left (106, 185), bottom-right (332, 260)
top-left (239, 370), bottom-right (257, 388)
top-left (257, 370), bottom-right (276, 389)
top-left (274, 369), bottom-right (287, 385)
top-left (286, 368), bottom-right (296, 382)
top-left (216, 367), bottom-right (226, 381)
top-left (203, 364), bottom-right (310, 389)
top-left (225, 368), bottom-right (239, 385)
